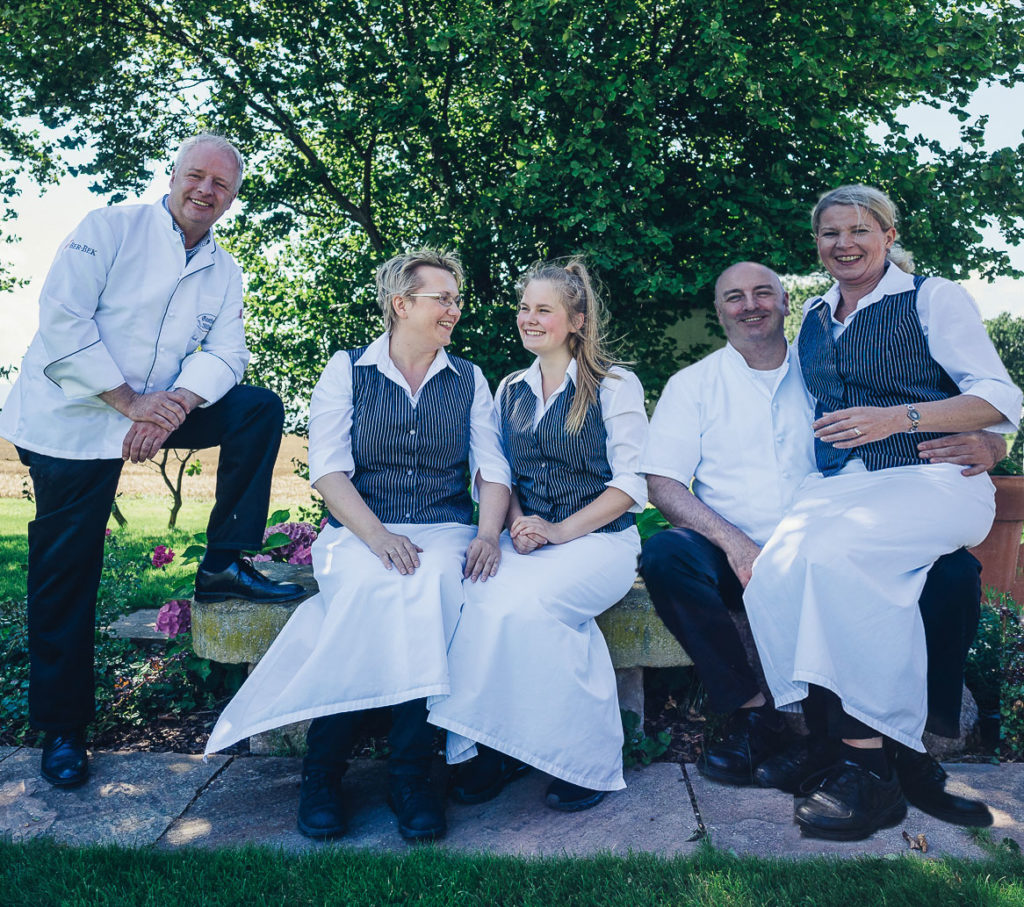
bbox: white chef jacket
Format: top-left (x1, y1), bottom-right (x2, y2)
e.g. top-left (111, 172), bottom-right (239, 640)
top-left (641, 342), bottom-right (815, 546)
top-left (494, 359), bottom-right (649, 511)
top-left (307, 332), bottom-right (511, 494)
top-left (0, 199), bottom-right (248, 460)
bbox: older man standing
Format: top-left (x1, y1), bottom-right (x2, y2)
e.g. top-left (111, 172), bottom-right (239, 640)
top-left (639, 261), bottom-right (998, 827)
top-left (0, 133), bottom-right (303, 788)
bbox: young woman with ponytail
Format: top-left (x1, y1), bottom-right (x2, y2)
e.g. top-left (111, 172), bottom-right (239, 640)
top-left (428, 259), bottom-right (649, 812)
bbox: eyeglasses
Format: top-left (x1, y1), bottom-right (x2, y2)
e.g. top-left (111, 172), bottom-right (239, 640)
top-left (407, 292), bottom-right (464, 310)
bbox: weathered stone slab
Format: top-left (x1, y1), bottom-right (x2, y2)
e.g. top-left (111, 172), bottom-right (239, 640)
top-left (0, 747), bottom-right (18, 763)
top-left (596, 580), bottom-right (693, 669)
top-left (0, 748), bottom-right (228, 847)
top-left (191, 563), bottom-right (316, 663)
top-left (163, 756), bottom-right (701, 855)
top-left (193, 568), bottom-right (691, 671)
top-left (687, 762), bottom-right (1010, 859)
top-left (106, 608), bottom-right (166, 643)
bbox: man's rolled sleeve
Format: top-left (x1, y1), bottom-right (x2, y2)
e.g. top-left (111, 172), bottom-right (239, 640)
top-left (640, 370), bottom-right (701, 487)
top-left (308, 352), bottom-right (357, 486)
top-left (38, 213), bottom-right (127, 399)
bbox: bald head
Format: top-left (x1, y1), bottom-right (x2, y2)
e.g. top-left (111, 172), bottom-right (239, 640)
top-left (714, 262), bottom-right (785, 308)
top-left (712, 261), bottom-right (790, 367)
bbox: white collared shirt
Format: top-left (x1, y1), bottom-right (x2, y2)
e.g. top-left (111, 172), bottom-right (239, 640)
top-left (641, 343), bottom-right (816, 546)
top-left (494, 358), bottom-right (649, 511)
top-left (807, 265), bottom-right (1022, 432)
top-left (307, 332), bottom-right (511, 493)
top-left (0, 199), bottom-right (248, 460)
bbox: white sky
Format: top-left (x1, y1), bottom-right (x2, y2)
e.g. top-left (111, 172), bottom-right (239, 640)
top-left (1, 84), bottom-right (1022, 403)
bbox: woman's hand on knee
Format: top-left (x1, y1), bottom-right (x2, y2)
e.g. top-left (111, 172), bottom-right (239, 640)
top-left (511, 532), bottom-right (546, 555)
top-left (465, 532), bottom-right (501, 582)
top-left (368, 529), bottom-right (423, 575)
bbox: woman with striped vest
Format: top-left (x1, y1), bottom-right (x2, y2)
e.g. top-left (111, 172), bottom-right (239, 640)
top-left (428, 260), bottom-right (649, 812)
top-left (205, 251), bottom-right (511, 843)
top-left (743, 185), bottom-right (1021, 841)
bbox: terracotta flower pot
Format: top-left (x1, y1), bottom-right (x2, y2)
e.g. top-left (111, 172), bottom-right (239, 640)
top-left (969, 475), bottom-right (1024, 598)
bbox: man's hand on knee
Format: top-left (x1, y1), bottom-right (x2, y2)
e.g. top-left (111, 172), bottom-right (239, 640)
top-left (122, 421), bottom-right (172, 462)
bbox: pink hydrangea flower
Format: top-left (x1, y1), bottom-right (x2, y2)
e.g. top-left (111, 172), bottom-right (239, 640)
top-left (151, 545), bottom-right (175, 568)
top-left (249, 553), bottom-right (273, 563)
top-left (262, 521), bottom-right (318, 564)
top-left (104, 528), bottom-right (113, 538)
top-left (155, 599), bottom-right (191, 637)
top-left (319, 516), bottom-right (329, 530)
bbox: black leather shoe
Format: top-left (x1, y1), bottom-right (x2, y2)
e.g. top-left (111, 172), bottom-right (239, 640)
top-left (194, 559), bottom-right (305, 604)
top-left (296, 770), bottom-right (347, 839)
top-left (697, 708), bottom-right (787, 786)
top-left (755, 736), bottom-right (838, 794)
top-left (40, 730), bottom-right (89, 788)
top-left (451, 745), bottom-right (531, 805)
top-left (545, 778), bottom-right (606, 812)
top-left (895, 746), bottom-right (993, 827)
top-left (387, 775), bottom-right (446, 841)
top-left (795, 761), bottom-right (907, 841)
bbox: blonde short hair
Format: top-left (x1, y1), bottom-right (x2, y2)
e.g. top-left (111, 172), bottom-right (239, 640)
top-left (375, 250), bottom-right (464, 331)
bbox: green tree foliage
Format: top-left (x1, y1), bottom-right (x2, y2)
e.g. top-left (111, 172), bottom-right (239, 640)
top-left (2, 0), bottom-right (1023, 417)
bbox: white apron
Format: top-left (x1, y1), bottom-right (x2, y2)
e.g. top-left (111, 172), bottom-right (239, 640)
top-left (743, 462), bottom-right (994, 750)
top-left (427, 526), bottom-right (641, 791)
top-left (205, 521), bottom-right (475, 755)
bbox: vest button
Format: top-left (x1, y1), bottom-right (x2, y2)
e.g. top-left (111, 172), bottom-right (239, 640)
top-left (407, 469), bottom-right (413, 475)
top-left (409, 429), bottom-right (416, 435)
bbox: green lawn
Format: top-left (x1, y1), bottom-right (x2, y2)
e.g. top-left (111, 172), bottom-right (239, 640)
top-left (0, 496), bottom-right (301, 610)
top-left (1, 840), bottom-right (1022, 906)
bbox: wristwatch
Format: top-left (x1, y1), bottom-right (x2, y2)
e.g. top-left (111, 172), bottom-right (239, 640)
top-left (905, 404), bottom-right (921, 433)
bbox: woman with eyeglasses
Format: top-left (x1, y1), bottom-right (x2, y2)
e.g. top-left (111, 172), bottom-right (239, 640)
top-left (205, 250), bottom-right (511, 844)
top-left (428, 259), bottom-right (649, 812)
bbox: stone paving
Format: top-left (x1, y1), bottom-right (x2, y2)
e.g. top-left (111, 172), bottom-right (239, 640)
top-left (1, 745), bottom-right (1020, 859)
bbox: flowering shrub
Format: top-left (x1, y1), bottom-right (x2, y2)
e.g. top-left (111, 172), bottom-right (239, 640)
top-left (151, 545), bottom-right (175, 568)
top-left (262, 521), bottom-right (318, 565)
top-left (156, 599), bottom-right (192, 637)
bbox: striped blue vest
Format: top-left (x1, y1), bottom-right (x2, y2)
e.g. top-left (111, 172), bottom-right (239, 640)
top-left (500, 373), bottom-right (634, 533)
top-left (337, 346), bottom-right (475, 525)
top-left (798, 275), bottom-right (959, 476)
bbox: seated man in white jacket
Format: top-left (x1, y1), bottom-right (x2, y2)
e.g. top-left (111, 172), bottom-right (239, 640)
top-left (0, 133), bottom-right (303, 790)
top-left (640, 261), bottom-right (1005, 828)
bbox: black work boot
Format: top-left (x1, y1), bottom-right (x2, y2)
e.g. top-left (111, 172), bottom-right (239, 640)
top-left (894, 744), bottom-right (992, 827)
top-left (450, 744), bottom-right (530, 805)
top-left (388, 773), bottom-right (446, 841)
top-left (697, 707), bottom-right (787, 786)
top-left (40, 728), bottom-right (89, 788)
top-left (756, 735), bottom-right (839, 794)
top-left (296, 769), bottom-right (348, 840)
top-left (795, 761), bottom-right (907, 841)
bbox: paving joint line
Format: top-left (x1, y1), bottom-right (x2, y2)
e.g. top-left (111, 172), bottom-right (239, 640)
top-left (679, 762), bottom-right (707, 843)
top-left (151, 754), bottom-right (235, 849)
top-left (0, 745), bottom-right (24, 767)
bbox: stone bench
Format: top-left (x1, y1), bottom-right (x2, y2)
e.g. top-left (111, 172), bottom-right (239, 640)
top-left (191, 562), bottom-right (692, 755)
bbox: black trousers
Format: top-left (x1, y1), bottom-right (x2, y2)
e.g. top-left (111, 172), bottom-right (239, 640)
top-left (303, 700), bottom-right (436, 779)
top-left (19, 385), bottom-right (284, 731)
top-left (639, 528), bottom-right (981, 737)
